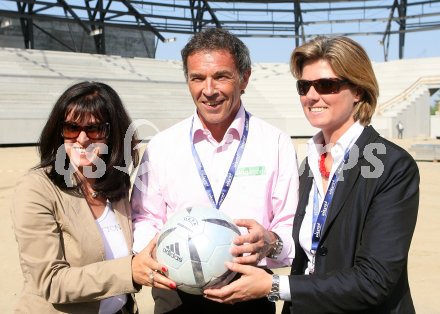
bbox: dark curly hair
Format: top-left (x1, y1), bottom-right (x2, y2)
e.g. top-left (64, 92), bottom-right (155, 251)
top-left (37, 81), bottom-right (138, 201)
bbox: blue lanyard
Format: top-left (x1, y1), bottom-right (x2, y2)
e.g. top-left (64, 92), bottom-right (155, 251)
top-left (311, 150), bottom-right (350, 253)
top-left (190, 111), bottom-right (250, 209)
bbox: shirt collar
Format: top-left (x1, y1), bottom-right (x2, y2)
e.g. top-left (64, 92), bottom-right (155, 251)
top-left (307, 121), bottom-right (364, 158)
top-left (192, 103), bottom-right (245, 144)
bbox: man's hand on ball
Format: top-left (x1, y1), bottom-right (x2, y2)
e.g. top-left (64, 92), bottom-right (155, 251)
top-left (231, 219), bottom-right (274, 265)
top-left (203, 262), bottom-right (272, 304)
top-left (131, 235), bottom-right (176, 290)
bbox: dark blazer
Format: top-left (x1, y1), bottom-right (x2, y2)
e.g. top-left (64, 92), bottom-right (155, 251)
top-left (282, 126), bottom-right (419, 314)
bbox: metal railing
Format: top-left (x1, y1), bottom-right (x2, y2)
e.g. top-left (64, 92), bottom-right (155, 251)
top-left (377, 76), bottom-right (440, 115)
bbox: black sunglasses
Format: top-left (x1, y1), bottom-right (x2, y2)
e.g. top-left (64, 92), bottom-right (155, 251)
top-left (296, 78), bottom-right (349, 96)
top-left (62, 122), bottom-right (110, 140)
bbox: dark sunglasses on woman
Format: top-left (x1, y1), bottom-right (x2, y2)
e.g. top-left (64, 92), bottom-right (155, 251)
top-left (296, 78), bottom-right (350, 96)
top-left (62, 122), bottom-right (110, 140)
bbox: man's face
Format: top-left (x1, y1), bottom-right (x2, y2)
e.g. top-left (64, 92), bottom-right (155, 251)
top-left (186, 50), bottom-right (250, 140)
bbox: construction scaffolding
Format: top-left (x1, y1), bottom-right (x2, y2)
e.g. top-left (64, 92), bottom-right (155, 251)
top-left (0, 0), bottom-right (439, 59)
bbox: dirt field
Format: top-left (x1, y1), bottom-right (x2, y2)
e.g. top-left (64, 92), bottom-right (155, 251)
top-left (1, 142), bottom-right (439, 313)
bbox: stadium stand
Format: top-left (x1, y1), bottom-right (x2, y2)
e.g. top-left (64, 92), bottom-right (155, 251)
top-left (247, 58), bottom-right (440, 139)
top-left (243, 63), bottom-right (319, 137)
top-left (0, 47), bottom-right (193, 144)
top-left (372, 58), bottom-right (440, 138)
top-left (1, 46), bottom-right (440, 145)
top-left (409, 143), bottom-right (440, 162)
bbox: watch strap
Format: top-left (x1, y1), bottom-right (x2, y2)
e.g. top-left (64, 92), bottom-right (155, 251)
top-left (267, 274), bottom-right (280, 302)
top-left (267, 232), bottom-right (283, 259)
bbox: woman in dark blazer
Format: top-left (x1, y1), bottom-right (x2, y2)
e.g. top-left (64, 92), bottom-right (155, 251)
top-left (204, 36), bottom-right (419, 313)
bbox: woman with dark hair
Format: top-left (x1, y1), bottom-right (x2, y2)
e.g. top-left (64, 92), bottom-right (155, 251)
top-left (204, 36), bottom-right (419, 313)
top-left (11, 81), bottom-right (169, 313)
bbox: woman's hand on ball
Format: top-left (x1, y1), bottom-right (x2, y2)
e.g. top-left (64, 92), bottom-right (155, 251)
top-left (132, 235), bottom-right (177, 290)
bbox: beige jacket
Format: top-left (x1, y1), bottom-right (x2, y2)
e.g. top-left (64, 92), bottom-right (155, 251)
top-left (11, 168), bottom-right (139, 313)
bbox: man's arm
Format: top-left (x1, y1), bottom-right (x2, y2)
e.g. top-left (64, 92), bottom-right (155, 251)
top-left (266, 132), bottom-right (299, 267)
top-left (131, 144), bottom-right (167, 253)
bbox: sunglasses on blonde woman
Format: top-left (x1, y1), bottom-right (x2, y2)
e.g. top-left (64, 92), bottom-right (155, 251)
top-left (62, 122), bottom-right (110, 140)
top-left (296, 78), bottom-right (349, 96)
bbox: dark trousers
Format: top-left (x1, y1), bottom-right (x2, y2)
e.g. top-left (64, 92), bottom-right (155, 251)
top-left (152, 288), bottom-right (275, 314)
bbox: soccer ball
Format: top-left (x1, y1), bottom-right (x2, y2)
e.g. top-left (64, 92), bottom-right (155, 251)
top-left (156, 206), bottom-right (241, 295)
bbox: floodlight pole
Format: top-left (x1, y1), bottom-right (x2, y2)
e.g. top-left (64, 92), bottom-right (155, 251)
top-left (189, 0), bottom-right (221, 33)
top-left (382, 0), bottom-right (398, 61)
top-left (293, 0), bottom-right (304, 47)
top-left (16, 1), bottom-right (34, 49)
top-left (398, 0), bottom-right (407, 59)
top-left (83, 0), bottom-right (106, 55)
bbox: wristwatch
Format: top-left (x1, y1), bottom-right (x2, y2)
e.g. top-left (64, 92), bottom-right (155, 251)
top-left (267, 232), bottom-right (283, 259)
top-left (267, 274), bottom-right (280, 302)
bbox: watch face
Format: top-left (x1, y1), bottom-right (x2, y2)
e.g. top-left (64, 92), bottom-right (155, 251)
top-left (267, 293), bottom-right (279, 302)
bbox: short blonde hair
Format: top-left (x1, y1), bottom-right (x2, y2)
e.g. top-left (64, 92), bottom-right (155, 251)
top-left (290, 36), bottom-right (379, 125)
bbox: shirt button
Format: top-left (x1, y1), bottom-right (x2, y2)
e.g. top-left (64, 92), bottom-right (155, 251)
top-left (225, 134), bottom-right (233, 144)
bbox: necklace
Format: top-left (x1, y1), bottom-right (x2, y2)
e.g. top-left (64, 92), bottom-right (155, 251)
top-left (319, 153), bottom-right (330, 178)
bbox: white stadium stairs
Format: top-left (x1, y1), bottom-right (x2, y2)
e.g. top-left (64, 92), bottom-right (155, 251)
top-left (1, 47), bottom-right (440, 145)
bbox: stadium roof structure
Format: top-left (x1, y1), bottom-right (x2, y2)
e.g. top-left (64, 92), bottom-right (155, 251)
top-left (0, 0), bottom-right (440, 60)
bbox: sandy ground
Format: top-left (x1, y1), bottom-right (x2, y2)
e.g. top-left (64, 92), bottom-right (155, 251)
top-left (1, 140), bottom-right (439, 313)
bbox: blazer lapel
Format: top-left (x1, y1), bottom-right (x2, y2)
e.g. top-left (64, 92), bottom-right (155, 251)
top-left (64, 174), bottom-right (105, 257)
top-left (321, 159), bottom-right (361, 237)
top-left (69, 195), bottom-right (106, 260)
top-left (320, 126), bottom-right (380, 238)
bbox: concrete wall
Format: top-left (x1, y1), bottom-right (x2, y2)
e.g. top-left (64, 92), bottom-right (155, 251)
top-left (372, 87), bottom-right (432, 139)
top-left (0, 16), bottom-right (155, 58)
top-left (431, 115), bottom-right (440, 139)
top-left (393, 90), bottom-right (431, 139)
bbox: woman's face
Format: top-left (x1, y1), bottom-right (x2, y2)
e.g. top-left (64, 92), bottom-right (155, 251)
top-left (299, 59), bottom-right (361, 138)
top-left (63, 110), bottom-right (108, 175)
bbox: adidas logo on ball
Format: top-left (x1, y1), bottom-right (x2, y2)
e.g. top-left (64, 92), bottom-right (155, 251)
top-left (156, 206), bottom-right (240, 295)
top-left (162, 242), bottom-right (183, 263)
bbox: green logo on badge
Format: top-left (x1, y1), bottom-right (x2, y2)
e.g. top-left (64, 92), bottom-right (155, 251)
top-left (236, 166), bottom-right (266, 176)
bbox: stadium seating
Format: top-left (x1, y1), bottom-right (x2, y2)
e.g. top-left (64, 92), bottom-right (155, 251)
top-left (372, 58), bottom-right (440, 138)
top-left (249, 59), bottom-right (440, 139)
top-left (1, 46), bottom-right (439, 145)
top-left (0, 47), bottom-right (193, 144)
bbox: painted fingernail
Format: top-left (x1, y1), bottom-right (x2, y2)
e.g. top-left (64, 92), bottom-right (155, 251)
top-left (161, 266), bottom-right (167, 272)
top-left (169, 282), bottom-right (176, 289)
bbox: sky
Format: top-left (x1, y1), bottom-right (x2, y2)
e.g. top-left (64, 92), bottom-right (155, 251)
top-left (155, 28), bottom-right (440, 106)
top-left (155, 29), bottom-right (440, 64)
top-left (153, 1), bottom-right (440, 64)
top-left (1, 0), bottom-right (438, 64)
